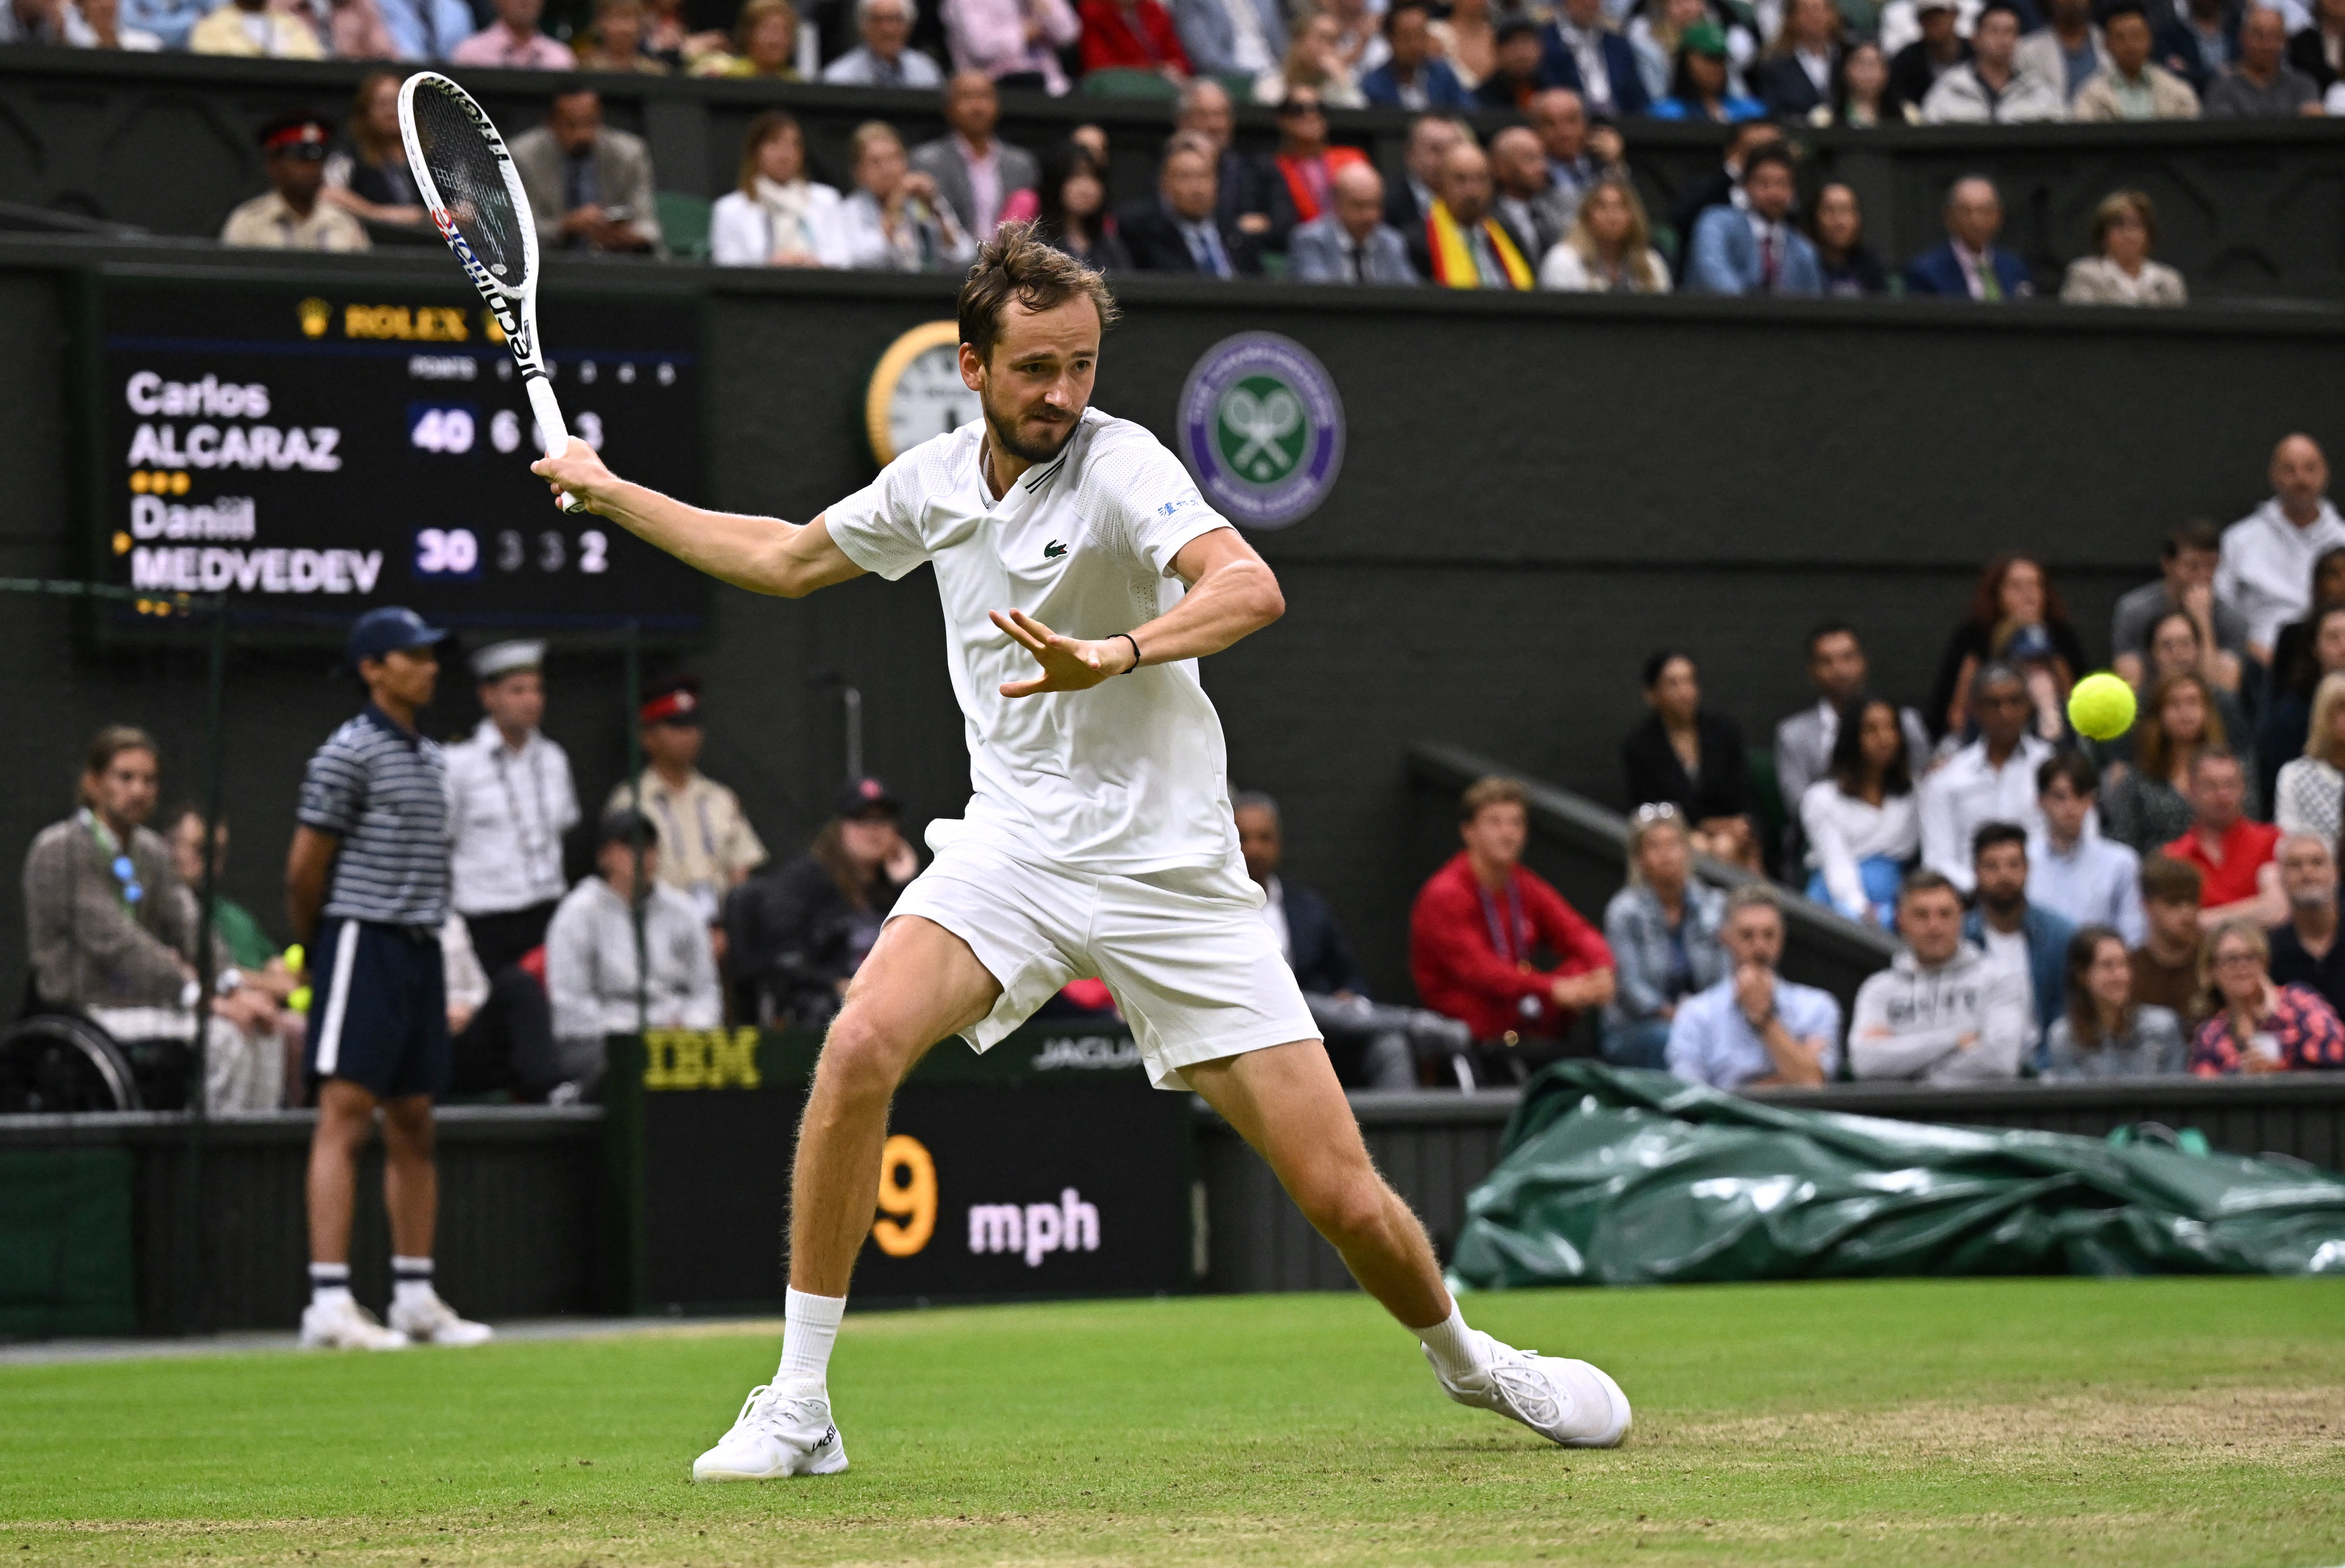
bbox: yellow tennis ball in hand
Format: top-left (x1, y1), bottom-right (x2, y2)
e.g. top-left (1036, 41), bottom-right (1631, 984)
top-left (2067, 672), bottom-right (2137, 741)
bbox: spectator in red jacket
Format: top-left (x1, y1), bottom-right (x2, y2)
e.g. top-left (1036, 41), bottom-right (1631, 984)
top-left (1077, 0), bottom-right (1190, 75)
top-left (1410, 775), bottom-right (1615, 1050)
top-left (1270, 86), bottom-right (1370, 226)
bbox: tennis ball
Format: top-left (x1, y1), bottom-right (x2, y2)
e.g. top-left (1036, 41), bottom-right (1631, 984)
top-left (2067, 672), bottom-right (2137, 741)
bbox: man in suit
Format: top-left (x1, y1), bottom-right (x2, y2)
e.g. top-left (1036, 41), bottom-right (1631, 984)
top-left (1773, 621), bottom-right (1937, 865)
top-left (1903, 174), bottom-right (2034, 298)
top-left (1684, 144), bottom-right (1821, 295)
top-left (1888, 0), bottom-right (1972, 113)
top-left (1405, 139), bottom-right (1535, 288)
top-left (508, 83), bottom-right (662, 255)
top-left (1665, 120), bottom-right (1782, 283)
top-left (909, 71), bottom-right (1038, 238)
top-left (1528, 87), bottom-right (1626, 229)
top-left (1753, 0), bottom-right (1843, 118)
top-left (1235, 792), bottom-right (1465, 1088)
top-left (1362, 0), bottom-right (1473, 106)
top-left (1486, 125), bottom-right (1573, 263)
top-left (1382, 113), bottom-right (1472, 236)
top-left (1289, 162), bottom-right (1419, 282)
top-left (1168, 0), bottom-right (1284, 77)
top-left (1536, 0), bottom-right (1651, 118)
top-left (1176, 79), bottom-right (1286, 244)
top-left (1119, 133), bottom-right (1262, 275)
top-left (2155, 0), bottom-right (2241, 90)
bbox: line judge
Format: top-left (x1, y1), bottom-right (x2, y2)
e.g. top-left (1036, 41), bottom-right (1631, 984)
top-left (444, 639), bottom-right (581, 975)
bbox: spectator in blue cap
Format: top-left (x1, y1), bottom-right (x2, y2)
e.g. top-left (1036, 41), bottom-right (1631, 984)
top-left (283, 605), bottom-right (491, 1352)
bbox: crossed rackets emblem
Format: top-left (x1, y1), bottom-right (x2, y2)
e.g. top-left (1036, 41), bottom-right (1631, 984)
top-left (1219, 385), bottom-right (1303, 481)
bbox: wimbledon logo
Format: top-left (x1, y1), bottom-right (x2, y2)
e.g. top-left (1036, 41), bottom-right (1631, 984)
top-left (1176, 332), bottom-right (1343, 530)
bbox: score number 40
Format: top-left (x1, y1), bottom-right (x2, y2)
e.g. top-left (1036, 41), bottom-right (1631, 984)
top-left (415, 526), bottom-right (610, 578)
top-left (411, 403), bottom-right (604, 456)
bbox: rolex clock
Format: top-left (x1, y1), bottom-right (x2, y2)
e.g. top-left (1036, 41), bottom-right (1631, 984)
top-left (865, 320), bottom-right (982, 466)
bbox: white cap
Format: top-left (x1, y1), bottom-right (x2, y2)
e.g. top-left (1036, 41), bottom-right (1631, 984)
top-left (470, 639), bottom-right (545, 681)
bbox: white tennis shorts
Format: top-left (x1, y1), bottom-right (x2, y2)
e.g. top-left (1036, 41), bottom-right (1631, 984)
top-left (888, 836), bottom-right (1320, 1091)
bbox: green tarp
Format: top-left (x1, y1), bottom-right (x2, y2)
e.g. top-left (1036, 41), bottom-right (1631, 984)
top-left (1449, 1064), bottom-right (2345, 1289)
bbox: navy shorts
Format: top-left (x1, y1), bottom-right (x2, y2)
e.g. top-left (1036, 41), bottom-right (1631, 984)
top-left (304, 918), bottom-right (449, 1100)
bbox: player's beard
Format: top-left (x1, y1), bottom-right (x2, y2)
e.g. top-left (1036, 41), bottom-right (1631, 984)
top-left (982, 387), bottom-right (1081, 466)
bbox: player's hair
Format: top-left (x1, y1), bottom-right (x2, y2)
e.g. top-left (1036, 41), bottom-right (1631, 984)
top-left (1970, 820), bottom-right (2027, 863)
top-left (958, 221), bottom-right (1120, 364)
top-left (2138, 853), bottom-right (2202, 907)
top-left (82, 724), bottom-right (158, 783)
top-left (1460, 775), bottom-right (1527, 823)
top-left (2036, 749), bottom-right (2098, 798)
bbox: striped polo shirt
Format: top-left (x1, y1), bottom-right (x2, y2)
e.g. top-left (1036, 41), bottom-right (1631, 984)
top-left (298, 705), bottom-right (451, 927)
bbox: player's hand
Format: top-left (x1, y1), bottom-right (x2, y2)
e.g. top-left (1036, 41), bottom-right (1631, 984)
top-left (531, 437), bottom-right (615, 513)
top-left (991, 608), bottom-right (1131, 697)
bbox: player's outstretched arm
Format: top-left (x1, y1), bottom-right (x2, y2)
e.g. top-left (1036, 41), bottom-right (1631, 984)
top-left (531, 438), bottom-right (864, 599)
top-left (994, 526), bottom-right (1283, 697)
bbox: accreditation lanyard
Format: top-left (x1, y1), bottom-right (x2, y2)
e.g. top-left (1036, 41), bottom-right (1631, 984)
top-left (80, 808), bottom-right (144, 911)
top-left (1477, 879), bottom-right (1530, 974)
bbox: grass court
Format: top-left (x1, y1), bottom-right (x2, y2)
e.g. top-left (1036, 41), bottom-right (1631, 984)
top-left (5, 1277), bottom-right (2341, 1566)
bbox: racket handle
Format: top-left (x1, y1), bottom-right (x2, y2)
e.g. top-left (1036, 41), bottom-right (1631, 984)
top-left (526, 376), bottom-right (591, 515)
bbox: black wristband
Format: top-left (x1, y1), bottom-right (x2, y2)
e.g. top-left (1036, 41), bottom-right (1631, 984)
top-left (1115, 632), bottom-right (1141, 674)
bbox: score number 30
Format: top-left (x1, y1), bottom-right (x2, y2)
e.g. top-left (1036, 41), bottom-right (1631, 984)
top-left (415, 526), bottom-right (610, 578)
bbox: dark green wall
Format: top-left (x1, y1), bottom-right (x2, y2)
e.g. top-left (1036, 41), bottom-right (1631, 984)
top-left (5, 239), bottom-right (2343, 1001)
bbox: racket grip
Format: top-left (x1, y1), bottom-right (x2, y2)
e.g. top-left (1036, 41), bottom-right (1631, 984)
top-left (526, 376), bottom-right (591, 515)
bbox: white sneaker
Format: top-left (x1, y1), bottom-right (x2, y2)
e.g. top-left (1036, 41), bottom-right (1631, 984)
top-left (387, 1290), bottom-right (494, 1347)
top-left (692, 1385), bottom-right (849, 1481)
top-left (1428, 1330), bottom-right (1632, 1448)
top-left (298, 1296), bottom-right (409, 1351)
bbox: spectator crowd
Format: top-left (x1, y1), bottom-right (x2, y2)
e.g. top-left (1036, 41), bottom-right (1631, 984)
top-left (1390, 429), bottom-right (2345, 1089)
top-left (12, 0), bottom-right (2321, 298)
top-left (18, 432), bottom-right (2345, 1113)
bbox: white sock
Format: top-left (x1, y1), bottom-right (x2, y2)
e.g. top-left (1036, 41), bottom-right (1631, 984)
top-left (1416, 1301), bottom-right (1487, 1381)
top-left (308, 1262), bottom-right (351, 1310)
top-left (391, 1256), bottom-right (435, 1311)
top-left (775, 1287), bottom-right (846, 1395)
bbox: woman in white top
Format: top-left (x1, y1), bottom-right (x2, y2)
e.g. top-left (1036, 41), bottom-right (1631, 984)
top-left (2275, 671), bottom-right (2345, 845)
top-left (1538, 175), bottom-right (1672, 294)
top-left (836, 120), bottom-right (976, 273)
top-left (709, 110), bottom-right (849, 268)
top-left (2059, 189), bottom-right (2187, 307)
top-left (1800, 695), bottom-right (1919, 927)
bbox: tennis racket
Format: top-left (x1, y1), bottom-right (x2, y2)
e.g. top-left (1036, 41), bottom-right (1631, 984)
top-left (397, 71), bottom-right (589, 513)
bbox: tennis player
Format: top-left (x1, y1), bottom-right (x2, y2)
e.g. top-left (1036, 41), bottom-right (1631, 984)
top-left (533, 224), bottom-right (1630, 1477)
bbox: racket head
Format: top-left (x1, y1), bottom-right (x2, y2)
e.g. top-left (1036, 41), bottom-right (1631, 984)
top-left (398, 72), bottom-right (543, 312)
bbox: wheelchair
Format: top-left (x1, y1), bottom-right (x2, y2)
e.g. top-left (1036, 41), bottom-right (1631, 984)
top-left (0, 978), bottom-right (189, 1114)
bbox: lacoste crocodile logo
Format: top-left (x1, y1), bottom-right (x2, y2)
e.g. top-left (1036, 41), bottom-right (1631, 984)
top-left (1043, 540), bottom-right (1067, 559)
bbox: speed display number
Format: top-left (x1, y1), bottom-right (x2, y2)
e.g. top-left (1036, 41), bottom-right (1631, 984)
top-left (99, 278), bottom-right (707, 636)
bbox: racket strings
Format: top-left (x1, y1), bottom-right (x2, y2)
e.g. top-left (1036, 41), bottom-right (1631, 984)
top-left (410, 87), bottom-right (528, 287)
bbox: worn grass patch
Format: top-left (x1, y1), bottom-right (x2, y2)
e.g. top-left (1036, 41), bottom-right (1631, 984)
top-left (3, 1278), bottom-right (2342, 1566)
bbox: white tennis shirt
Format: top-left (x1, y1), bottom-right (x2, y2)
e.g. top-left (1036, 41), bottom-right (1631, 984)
top-left (824, 408), bottom-right (1243, 875)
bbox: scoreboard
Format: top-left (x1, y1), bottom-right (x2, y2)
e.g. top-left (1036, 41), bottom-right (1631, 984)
top-left (95, 273), bottom-right (709, 637)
